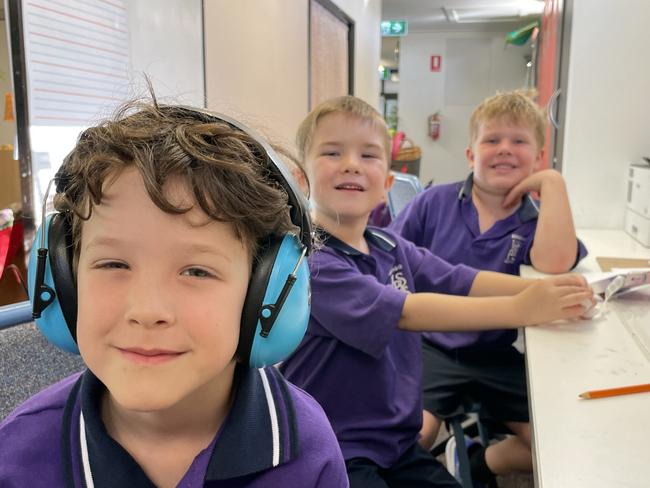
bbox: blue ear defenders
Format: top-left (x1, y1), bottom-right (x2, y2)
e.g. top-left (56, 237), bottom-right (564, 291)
top-left (27, 106), bottom-right (312, 368)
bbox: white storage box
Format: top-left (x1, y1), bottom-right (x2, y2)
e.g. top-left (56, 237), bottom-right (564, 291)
top-left (625, 207), bottom-right (650, 247)
top-left (627, 164), bottom-right (650, 218)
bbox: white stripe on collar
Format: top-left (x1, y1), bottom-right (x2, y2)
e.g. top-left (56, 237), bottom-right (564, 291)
top-left (367, 228), bottom-right (397, 250)
top-left (526, 194), bottom-right (540, 212)
top-left (80, 411), bottom-right (95, 488)
top-left (259, 368), bottom-right (280, 467)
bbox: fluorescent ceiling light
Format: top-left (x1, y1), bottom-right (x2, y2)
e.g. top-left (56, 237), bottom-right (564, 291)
top-left (443, 2), bottom-right (544, 24)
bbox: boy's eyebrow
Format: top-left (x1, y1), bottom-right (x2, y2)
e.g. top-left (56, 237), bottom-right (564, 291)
top-left (84, 236), bottom-right (123, 251)
top-left (316, 141), bottom-right (384, 150)
top-left (183, 243), bottom-right (233, 262)
top-left (84, 236), bottom-right (233, 262)
top-left (315, 140), bottom-right (343, 147)
top-left (362, 142), bottom-right (384, 150)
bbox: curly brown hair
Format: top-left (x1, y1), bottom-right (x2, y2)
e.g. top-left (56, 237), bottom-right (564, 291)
top-left (54, 98), bottom-right (297, 264)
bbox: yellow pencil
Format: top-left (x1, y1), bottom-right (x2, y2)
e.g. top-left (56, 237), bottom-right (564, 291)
top-left (579, 383), bottom-right (650, 400)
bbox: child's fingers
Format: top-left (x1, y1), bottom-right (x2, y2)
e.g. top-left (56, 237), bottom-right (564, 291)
top-left (561, 304), bottom-right (591, 319)
top-left (580, 299), bottom-right (599, 319)
top-left (502, 187), bottom-right (522, 208)
top-left (558, 290), bottom-right (595, 308)
top-left (549, 274), bottom-right (589, 288)
top-left (553, 285), bottom-right (593, 299)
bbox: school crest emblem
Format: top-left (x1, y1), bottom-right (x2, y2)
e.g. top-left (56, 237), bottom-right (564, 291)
top-left (389, 264), bottom-right (410, 291)
top-left (504, 233), bottom-right (526, 264)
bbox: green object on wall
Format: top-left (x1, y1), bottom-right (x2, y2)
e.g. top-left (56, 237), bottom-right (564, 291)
top-left (505, 20), bottom-right (539, 45)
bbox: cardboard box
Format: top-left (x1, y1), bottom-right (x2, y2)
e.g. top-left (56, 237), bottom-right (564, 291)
top-left (0, 148), bottom-right (21, 210)
top-left (597, 256), bottom-right (650, 271)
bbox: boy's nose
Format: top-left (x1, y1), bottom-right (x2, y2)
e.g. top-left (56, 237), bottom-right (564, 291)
top-left (340, 154), bottom-right (361, 173)
top-left (124, 277), bottom-right (175, 328)
top-left (497, 141), bottom-right (513, 154)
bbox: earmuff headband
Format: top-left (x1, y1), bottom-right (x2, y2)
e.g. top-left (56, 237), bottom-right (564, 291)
top-left (158, 106), bottom-right (312, 253)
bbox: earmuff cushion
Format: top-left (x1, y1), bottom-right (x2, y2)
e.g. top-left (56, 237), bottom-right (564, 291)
top-left (237, 237), bottom-right (281, 365)
top-left (27, 214), bottom-right (79, 354)
top-left (48, 213), bottom-right (78, 339)
top-left (244, 235), bottom-right (310, 368)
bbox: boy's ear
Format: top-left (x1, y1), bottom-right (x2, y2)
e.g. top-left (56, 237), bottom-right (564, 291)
top-left (465, 146), bottom-right (475, 169)
top-left (533, 148), bottom-right (545, 170)
top-left (384, 171), bottom-right (395, 191)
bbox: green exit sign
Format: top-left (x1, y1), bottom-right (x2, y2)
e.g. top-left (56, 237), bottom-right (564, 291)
top-left (381, 20), bottom-right (408, 37)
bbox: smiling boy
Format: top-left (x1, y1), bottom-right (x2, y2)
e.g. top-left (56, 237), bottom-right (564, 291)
top-left (0, 101), bottom-right (348, 487)
top-left (280, 95), bottom-right (592, 488)
top-left (391, 90), bottom-right (586, 484)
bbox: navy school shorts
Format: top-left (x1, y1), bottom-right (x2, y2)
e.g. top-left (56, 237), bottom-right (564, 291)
top-left (346, 442), bottom-right (461, 488)
top-left (421, 338), bottom-right (529, 430)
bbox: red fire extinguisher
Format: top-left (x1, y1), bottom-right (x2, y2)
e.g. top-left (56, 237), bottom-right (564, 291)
top-left (429, 112), bottom-right (441, 140)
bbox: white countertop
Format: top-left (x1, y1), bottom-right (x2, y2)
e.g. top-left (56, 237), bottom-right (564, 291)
top-left (522, 229), bottom-right (650, 488)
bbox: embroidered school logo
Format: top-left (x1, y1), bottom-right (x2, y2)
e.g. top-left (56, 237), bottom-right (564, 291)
top-left (504, 234), bottom-right (526, 264)
top-left (389, 264), bottom-right (410, 291)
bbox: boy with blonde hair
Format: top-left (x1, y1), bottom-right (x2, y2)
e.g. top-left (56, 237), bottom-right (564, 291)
top-left (0, 100), bottom-right (348, 487)
top-left (391, 89), bottom-right (586, 485)
top-left (280, 95), bottom-right (591, 488)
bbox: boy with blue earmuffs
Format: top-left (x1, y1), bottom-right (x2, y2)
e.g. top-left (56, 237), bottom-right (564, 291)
top-left (0, 97), bottom-right (348, 487)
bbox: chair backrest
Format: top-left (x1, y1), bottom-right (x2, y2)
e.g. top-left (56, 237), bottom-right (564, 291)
top-left (387, 172), bottom-right (424, 219)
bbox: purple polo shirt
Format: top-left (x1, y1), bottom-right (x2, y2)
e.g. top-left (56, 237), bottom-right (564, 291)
top-left (390, 173), bottom-right (588, 350)
top-left (280, 227), bottom-right (477, 468)
top-left (0, 366), bottom-right (348, 487)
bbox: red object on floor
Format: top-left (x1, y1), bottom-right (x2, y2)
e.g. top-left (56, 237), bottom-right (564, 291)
top-left (0, 214), bottom-right (27, 305)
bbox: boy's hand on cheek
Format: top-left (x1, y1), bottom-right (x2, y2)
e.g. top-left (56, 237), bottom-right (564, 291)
top-left (502, 169), bottom-right (564, 209)
top-left (515, 273), bottom-right (594, 326)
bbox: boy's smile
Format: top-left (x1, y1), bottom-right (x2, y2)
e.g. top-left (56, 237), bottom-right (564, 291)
top-left (306, 112), bottom-right (392, 231)
top-left (117, 346), bottom-right (185, 365)
top-left (76, 168), bottom-right (251, 415)
top-left (467, 119), bottom-right (542, 195)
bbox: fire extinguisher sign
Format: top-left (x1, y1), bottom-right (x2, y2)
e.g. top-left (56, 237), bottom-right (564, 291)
top-left (430, 55), bottom-right (442, 72)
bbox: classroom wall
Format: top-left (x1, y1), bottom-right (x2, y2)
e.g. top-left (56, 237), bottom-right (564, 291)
top-left (203, 0), bottom-right (381, 147)
top-left (128, 0), bottom-right (204, 106)
top-left (331, 0), bottom-right (382, 108)
top-left (560, 0), bottom-right (650, 230)
top-left (397, 31), bottom-right (528, 186)
top-left (203, 1), bottom-right (309, 146)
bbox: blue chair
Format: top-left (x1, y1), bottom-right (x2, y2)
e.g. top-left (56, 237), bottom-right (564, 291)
top-left (0, 301), bottom-right (32, 330)
top-left (445, 406), bottom-right (491, 488)
top-left (430, 398), bottom-right (492, 488)
top-left (387, 172), bottom-right (424, 219)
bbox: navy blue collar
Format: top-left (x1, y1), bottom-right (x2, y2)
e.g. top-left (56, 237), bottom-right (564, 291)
top-left (457, 172), bottom-right (539, 223)
top-left (64, 366), bottom-right (299, 486)
top-left (319, 227), bottom-right (397, 255)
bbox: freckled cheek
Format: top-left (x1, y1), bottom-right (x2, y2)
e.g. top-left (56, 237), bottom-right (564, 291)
top-left (186, 292), bottom-right (245, 354)
top-left (313, 170), bottom-right (330, 187)
top-left (478, 150), bottom-right (496, 161)
top-left (76, 276), bottom-right (127, 346)
top-left (310, 176), bottom-right (332, 201)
